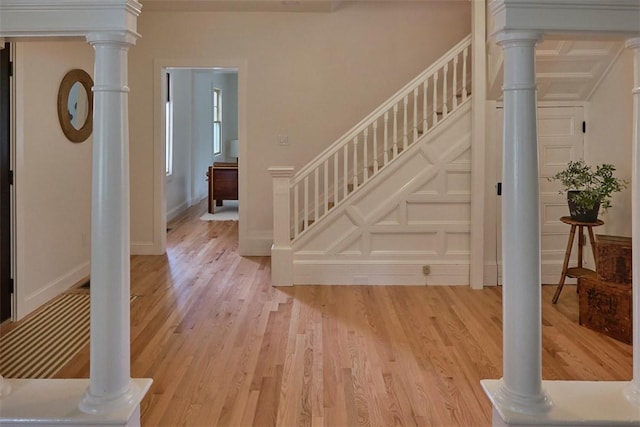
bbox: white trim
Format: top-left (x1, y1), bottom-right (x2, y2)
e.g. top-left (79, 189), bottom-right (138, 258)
top-left (293, 260), bottom-right (470, 286)
top-left (0, 0), bottom-right (141, 38)
top-left (8, 41), bottom-right (17, 321)
top-left (470, 0), bottom-right (487, 290)
top-left (166, 201), bottom-right (188, 222)
top-left (17, 262), bottom-right (90, 321)
top-left (241, 232), bottom-right (273, 257)
top-left (151, 58), bottom-right (248, 256)
top-left (491, 0), bottom-right (640, 38)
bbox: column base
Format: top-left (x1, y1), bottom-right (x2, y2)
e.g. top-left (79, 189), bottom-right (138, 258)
top-left (482, 379), bottom-right (640, 426)
top-left (490, 378), bottom-right (552, 416)
top-left (79, 379), bottom-right (142, 415)
top-left (0, 378), bottom-right (152, 427)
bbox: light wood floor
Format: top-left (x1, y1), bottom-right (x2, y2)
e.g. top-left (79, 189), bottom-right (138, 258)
top-left (51, 201), bottom-right (631, 426)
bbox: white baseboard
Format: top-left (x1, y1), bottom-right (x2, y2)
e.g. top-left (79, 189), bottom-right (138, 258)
top-left (240, 232), bottom-right (272, 256)
top-left (293, 261), bottom-right (470, 285)
top-left (18, 261), bottom-right (90, 321)
top-left (131, 241), bottom-right (164, 255)
top-left (166, 201), bottom-right (188, 222)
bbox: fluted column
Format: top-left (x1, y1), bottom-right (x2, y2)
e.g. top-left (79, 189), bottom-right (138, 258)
top-left (494, 30), bottom-right (552, 415)
top-left (79, 31), bottom-right (139, 414)
top-left (625, 37), bottom-right (640, 405)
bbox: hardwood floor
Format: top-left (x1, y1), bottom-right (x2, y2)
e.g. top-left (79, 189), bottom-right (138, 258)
top-left (52, 201), bottom-right (631, 426)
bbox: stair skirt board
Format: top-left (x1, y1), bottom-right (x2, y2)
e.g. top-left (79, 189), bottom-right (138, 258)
top-left (292, 262), bottom-right (470, 286)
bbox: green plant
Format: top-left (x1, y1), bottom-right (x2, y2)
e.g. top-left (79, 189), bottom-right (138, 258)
top-left (549, 160), bottom-right (627, 214)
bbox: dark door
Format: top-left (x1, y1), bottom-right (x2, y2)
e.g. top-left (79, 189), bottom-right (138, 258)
top-left (0, 43), bottom-right (11, 322)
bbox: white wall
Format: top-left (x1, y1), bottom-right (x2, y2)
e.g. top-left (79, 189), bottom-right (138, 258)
top-left (586, 48), bottom-right (633, 237)
top-left (15, 40), bottom-right (93, 319)
top-left (129, 2), bottom-right (471, 255)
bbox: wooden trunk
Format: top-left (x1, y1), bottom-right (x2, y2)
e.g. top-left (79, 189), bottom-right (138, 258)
top-left (578, 275), bottom-right (632, 344)
top-left (596, 235), bottom-right (632, 284)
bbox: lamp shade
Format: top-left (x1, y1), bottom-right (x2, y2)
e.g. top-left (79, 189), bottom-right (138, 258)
top-left (228, 139), bottom-right (239, 159)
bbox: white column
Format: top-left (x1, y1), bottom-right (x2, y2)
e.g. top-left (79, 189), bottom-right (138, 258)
top-left (625, 37), bottom-right (640, 405)
top-left (494, 30), bottom-right (552, 415)
top-left (269, 167), bottom-right (294, 286)
top-left (79, 31), bottom-right (139, 415)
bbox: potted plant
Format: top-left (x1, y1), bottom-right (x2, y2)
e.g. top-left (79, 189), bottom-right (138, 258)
top-left (549, 160), bottom-right (627, 222)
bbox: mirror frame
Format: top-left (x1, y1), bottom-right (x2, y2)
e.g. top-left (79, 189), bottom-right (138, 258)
top-left (57, 69), bottom-right (94, 143)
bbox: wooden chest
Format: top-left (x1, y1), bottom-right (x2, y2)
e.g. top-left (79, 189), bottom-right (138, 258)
top-left (578, 275), bottom-right (631, 344)
top-left (596, 235), bottom-right (632, 284)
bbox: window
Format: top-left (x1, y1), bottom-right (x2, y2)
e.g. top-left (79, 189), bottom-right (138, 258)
top-left (212, 87), bottom-right (222, 155)
top-left (165, 72), bottom-right (174, 176)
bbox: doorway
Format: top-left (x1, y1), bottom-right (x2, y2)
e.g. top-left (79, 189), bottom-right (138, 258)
top-left (495, 106), bottom-right (585, 285)
top-left (0, 42), bottom-right (12, 322)
top-left (164, 67), bottom-right (239, 222)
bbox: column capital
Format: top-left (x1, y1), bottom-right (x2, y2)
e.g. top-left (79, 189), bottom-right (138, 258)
top-left (494, 30), bottom-right (543, 48)
top-left (86, 31), bottom-right (139, 47)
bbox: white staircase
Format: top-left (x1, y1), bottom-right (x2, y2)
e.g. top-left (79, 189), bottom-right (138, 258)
top-left (270, 35), bottom-right (473, 286)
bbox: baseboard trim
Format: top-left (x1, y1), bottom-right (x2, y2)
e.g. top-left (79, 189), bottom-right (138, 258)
top-left (166, 201), bottom-right (188, 222)
top-left (293, 261), bottom-right (470, 285)
top-left (131, 241), bottom-right (163, 256)
top-left (240, 233), bottom-right (272, 256)
top-left (18, 261), bottom-right (90, 321)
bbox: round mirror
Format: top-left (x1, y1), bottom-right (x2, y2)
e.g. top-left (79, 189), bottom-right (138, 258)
top-left (57, 69), bottom-right (93, 143)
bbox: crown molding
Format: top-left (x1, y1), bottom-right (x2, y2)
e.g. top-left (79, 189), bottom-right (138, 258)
top-left (490, 0), bottom-right (640, 38)
top-left (0, 0), bottom-right (142, 38)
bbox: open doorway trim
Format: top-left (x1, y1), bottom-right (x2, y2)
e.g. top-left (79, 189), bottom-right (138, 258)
top-left (146, 57), bottom-right (247, 256)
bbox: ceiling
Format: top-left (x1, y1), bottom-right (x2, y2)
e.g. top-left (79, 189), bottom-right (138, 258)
top-left (488, 37), bottom-right (624, 102)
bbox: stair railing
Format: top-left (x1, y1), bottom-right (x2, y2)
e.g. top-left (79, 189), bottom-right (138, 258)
top-left (272, 35), bottom-right (472, 250)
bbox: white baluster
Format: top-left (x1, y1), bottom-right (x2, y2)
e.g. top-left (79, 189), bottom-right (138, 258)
top-left (393, 104), bottom-right (399, 157)
top-left (423, 80), bottom-right (428, 133)
top-left (413, 87), bottom-right (418, 143)
top-left (294, 183), bottom-right (299, 238)
top-left (433, 71), bottom-right (439, 125)
top-left (323, 161), bottom-right (329, 216)
top-left (384, 111), bottom-right (389, 165)
top-left (453, 55), bottom-right (459, 109)
top-left (343, 144), bottom-right (349, 196)
top-left (334, 152), bottom-right (339, 205)
top-left (443, 63), bottom-right (449, 117)
top-left (403, 96), bottom-right (408, 151)
top-left (373, 120), bottom-right (379, 173)
top-left (353, 136), bottom-right (359, 190)
top-left (462, 47), bottom-right (468, 101)
top-left (304, 176), bottom-right (309, 230)
top-left (314, 168), bottom-right (319, 222)
top-left (363, 128), bottom-right (369, 182)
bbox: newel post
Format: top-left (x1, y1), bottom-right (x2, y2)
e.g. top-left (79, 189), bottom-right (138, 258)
top-left (269, 167), bottom-right (294, 286)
